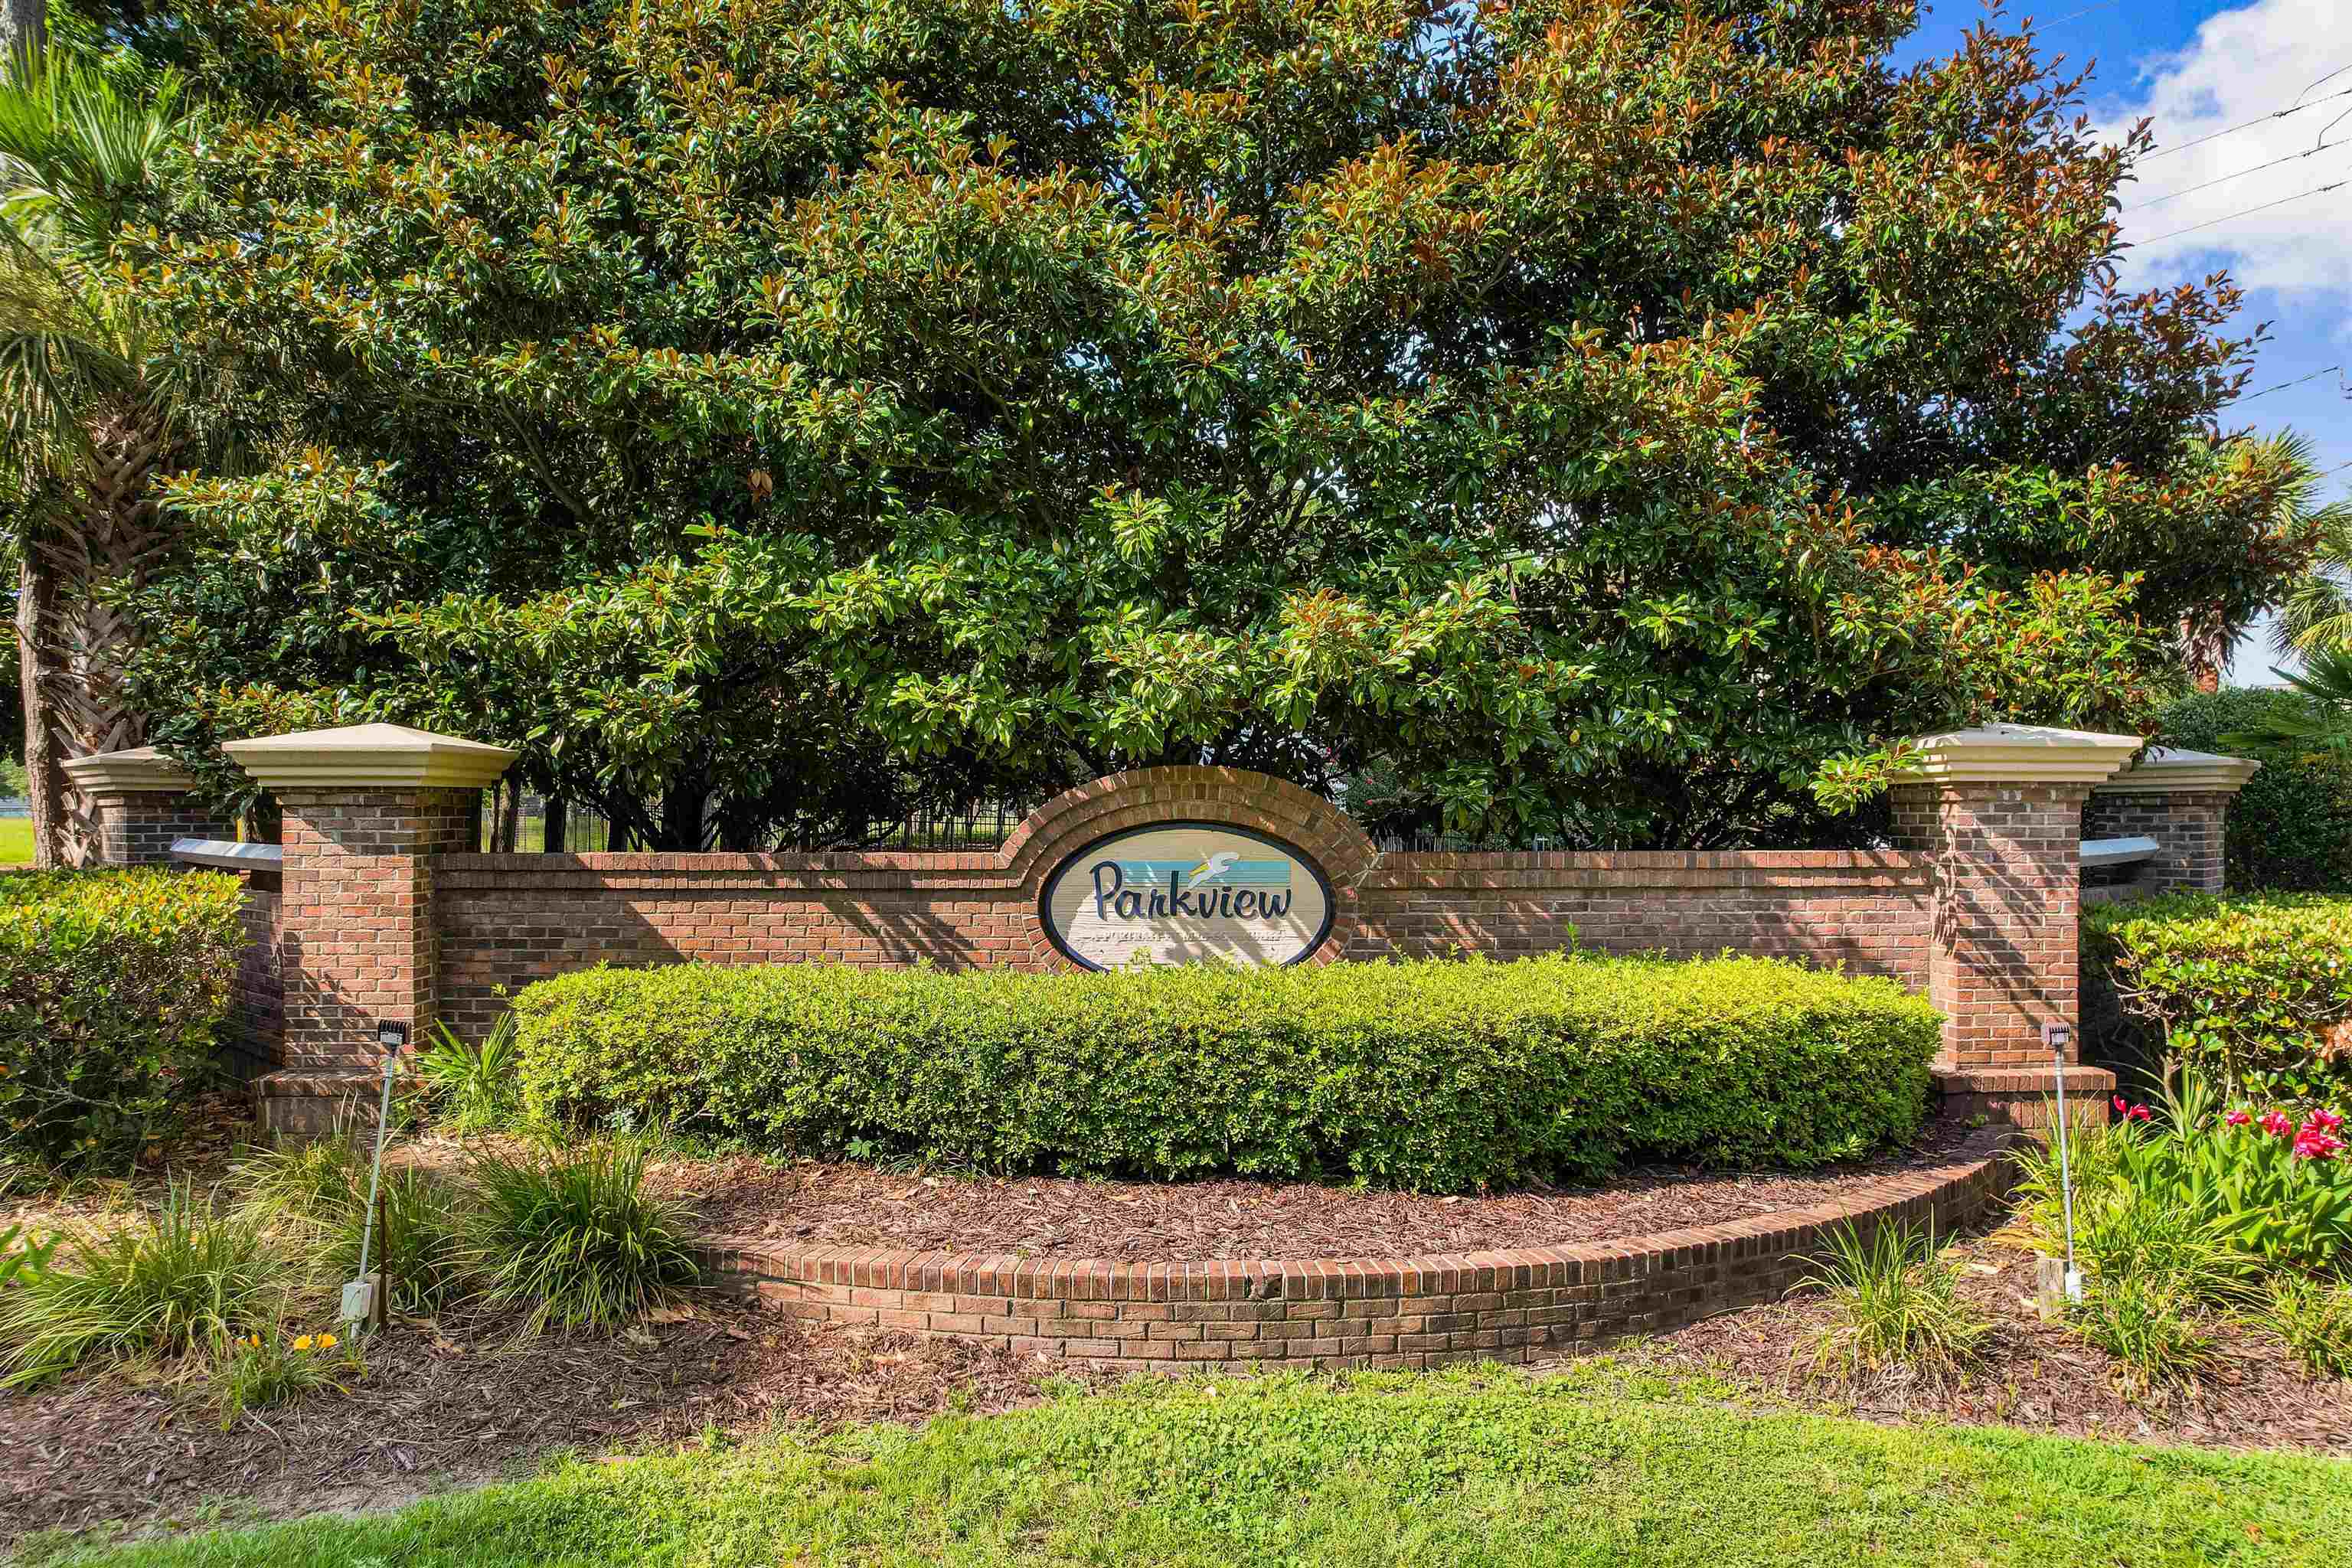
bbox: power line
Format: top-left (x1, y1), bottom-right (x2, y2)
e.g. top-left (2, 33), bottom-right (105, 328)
top-left (2127, 142), bottom-right (2344, 211)
top-left (2138, 178), bottom-right (2347, 244)
top-left (2235, 365), bottom-right (2343, 404)
top-left (2142, 84), bottom-right (2352, 161)
top-left (2040, 1), bottom-right (2122, 24)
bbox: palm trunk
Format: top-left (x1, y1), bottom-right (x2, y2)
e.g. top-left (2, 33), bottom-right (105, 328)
top-left (15, 549), bottom-right (63, 868)
top-left (38, 403), bottom-right (172, 862)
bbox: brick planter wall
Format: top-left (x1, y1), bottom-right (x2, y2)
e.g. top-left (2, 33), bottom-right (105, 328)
top-left (701, 1132), bottom-right (2019, 1373)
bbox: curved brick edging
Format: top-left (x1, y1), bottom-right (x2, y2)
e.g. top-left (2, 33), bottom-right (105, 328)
top-left (699, 1132), bottom-right (2021, 1374)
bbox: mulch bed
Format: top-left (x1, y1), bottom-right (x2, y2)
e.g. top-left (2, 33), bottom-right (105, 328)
top-left (665, 1118), bottom-right (1989, 1259)
top-left (1646, 1231), bottom-right (2352, 1455)
top-left (0, 1302), bottom-right (1060, 1550)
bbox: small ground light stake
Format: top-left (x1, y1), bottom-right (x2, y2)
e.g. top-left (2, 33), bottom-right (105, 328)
top-left (2045, 1023), bottom-right (2085, 1308)
top-left (342, 1020), bottom-right (408, 1332)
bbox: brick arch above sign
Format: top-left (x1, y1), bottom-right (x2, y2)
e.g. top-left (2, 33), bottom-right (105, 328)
top-left (1001, 767), bottom-right (1379, 971)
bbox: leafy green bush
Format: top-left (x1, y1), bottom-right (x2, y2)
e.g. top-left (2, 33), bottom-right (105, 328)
top-left (1795, 1221), bottom-right (1990, 1385)
top-left (0, 868), bottom-right (250, 1174)
top-left (2016, 1076), bottom-right (2349, 1285)
top-left (511, 954), bottom-right (1942, 1193)
top-left (2159, 688), bottom-right (2352, 891)
top-left (0, 1181), bottom-right (283, 1388)
top-left (463, 1140), bottom-right (701, 1333)
top-left (2083, 893), bottom-right (2352, 1103)
top-left (0, 1221), bottom-right (59, 1290)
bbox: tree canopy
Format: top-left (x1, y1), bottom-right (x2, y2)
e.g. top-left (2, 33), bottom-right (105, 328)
top-left (111, 0), bottom-right (2317, 848)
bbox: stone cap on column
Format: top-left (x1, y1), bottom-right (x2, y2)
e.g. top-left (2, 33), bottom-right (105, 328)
top-left (2089, 746), bottom-right (2261, 797)
top-left (1902, 722), bottom-right (2145, 786)
top-left (223, 724), bottom-right (518, 792)
top-left (60, 745), bottom-right (196, 794)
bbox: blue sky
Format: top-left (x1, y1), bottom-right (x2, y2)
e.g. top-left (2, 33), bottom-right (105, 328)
top-left (1895, 2), bottom-right (2350, 684)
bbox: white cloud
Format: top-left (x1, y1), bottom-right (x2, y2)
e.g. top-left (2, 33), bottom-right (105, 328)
top-left (2099, 0), bottom-right (2352, 304)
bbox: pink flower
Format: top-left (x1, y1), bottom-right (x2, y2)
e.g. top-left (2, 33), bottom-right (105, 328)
top-left (2292, 1128), bottom-right (2344, 1161)
top-left (2262, 1110), bottom-right (2295, 1137)
top-left (2226, 1109), bottom-right (2253, 1127)
top-left (2128, 1103), bottom-right (2153, 1122)
top-left (2312, 1109), bottom-right (2346, 1134)
top-left (2113, 1096), bottom-right (2129, 1116)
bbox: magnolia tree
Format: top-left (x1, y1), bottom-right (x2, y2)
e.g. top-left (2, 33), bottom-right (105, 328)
top-left (118, 0), bottom-right (2314, 848)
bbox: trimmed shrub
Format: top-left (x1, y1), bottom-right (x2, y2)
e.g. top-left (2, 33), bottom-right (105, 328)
top-left (0, 868), bottom-right (250, 1174)
top-left (2083, 893), bottom-right (2352, 1103)
top-left (511, 954), bottom-right (1943, 1194)
top-left (2159, 688), bottom-right (2352, 892)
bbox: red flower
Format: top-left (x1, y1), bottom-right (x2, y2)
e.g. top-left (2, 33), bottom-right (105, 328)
top-left (2312, 1109), bottom-right (2346, 1134)
top-left (2292, 1128), bottom-right (2344, 1161)
top-left (2226, 1109), bottom-right (2253, 1127)
top-left (2113, 1096), bottom-right (2128, 1115)
top-left (2129, 1104), bottom-right (2152, 1122)
top-left (2262, 1109), bottom-right (2295, 1137)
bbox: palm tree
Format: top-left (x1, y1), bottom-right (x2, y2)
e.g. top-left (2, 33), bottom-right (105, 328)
top-left (2273, 504), bottom-right (2352, 660)
top-left (2220, 645), bottom-right (2352, 760)
top-left (0, 51), bottom-right (198, 864)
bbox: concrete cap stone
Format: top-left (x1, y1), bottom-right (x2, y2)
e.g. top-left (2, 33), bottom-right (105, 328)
top-left (60, 745), bottom-right (196, 794)
top-left (1902, 722), bottom-right (2145, 786)
top-left (222, 724), bottom-right (518, 792)
top-left (2090, 746), bottom-right (2262, 796)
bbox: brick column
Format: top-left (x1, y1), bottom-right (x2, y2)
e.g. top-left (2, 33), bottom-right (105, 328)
top-left (222, 724), bottom-right (515, 1130)
top-left (2083, 748), bottom-right (2259, 895)
top-left (58, 746), bottom-right (237, 867)
top-left (1890, 723), bottom-right (2141, 1129)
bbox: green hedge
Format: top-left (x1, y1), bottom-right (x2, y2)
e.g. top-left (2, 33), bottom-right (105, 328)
top-left (511, 954), bottom-right (1942, 1193)
top-left (2083, 893), bottom-right (2352, 1104)
top-left (2159, 688), bottom-right (2352, 892)
top-left (0, 868), bottom-right (250, 1175)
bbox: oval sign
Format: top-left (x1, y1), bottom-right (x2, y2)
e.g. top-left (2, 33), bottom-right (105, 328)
top-left (1039, 822), bottom-right (1334, 971)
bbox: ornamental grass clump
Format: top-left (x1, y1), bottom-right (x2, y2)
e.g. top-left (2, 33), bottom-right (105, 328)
top-left (238, 1133), bottom-right (474, 1314)
top-left (463, 1140), bottom-right (701, 1334)
top-left (1795, 1220), bottom-right (1991, 1386)
top-left (0, 1181), bottom-right (285, 1388)
top-left (2070, 1276), bottom-right (2216, 1393)
top-left (2269, 1275), bottom-right (2352, 1381)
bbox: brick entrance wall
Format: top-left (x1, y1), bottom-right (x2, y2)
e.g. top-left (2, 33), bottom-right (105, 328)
top-left (432, 845), bottom-right (1932, 1039)
top-left (82, 719), bottom-right (2211, 1128)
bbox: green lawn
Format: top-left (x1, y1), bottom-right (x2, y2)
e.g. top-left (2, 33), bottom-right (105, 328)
top-left (0, 816), bottom-right (31, 866)
top-left (36, 1365), bottom-right (2352, 1567)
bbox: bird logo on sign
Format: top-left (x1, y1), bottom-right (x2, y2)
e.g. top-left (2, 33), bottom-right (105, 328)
top-left (1186, 850), bottom-right (1240, 888)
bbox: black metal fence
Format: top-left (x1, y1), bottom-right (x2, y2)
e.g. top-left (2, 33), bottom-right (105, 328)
top-left (477, 792), bottom-right (1040, 853)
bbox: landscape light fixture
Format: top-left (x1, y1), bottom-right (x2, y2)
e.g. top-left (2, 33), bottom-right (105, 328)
top-left (342, 1020), bottom-right (410, 1330)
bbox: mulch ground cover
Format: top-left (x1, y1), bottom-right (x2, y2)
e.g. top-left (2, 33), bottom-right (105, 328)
top-left (666, 1117), bottom-right (1991, 1259)
top-left (0, 1304), bottom-right (1054, 1551)
top-left (8, 1102), bottom-right (2346, 1553)
top-left (1645, 1230), bottom-right (2352, 1455)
